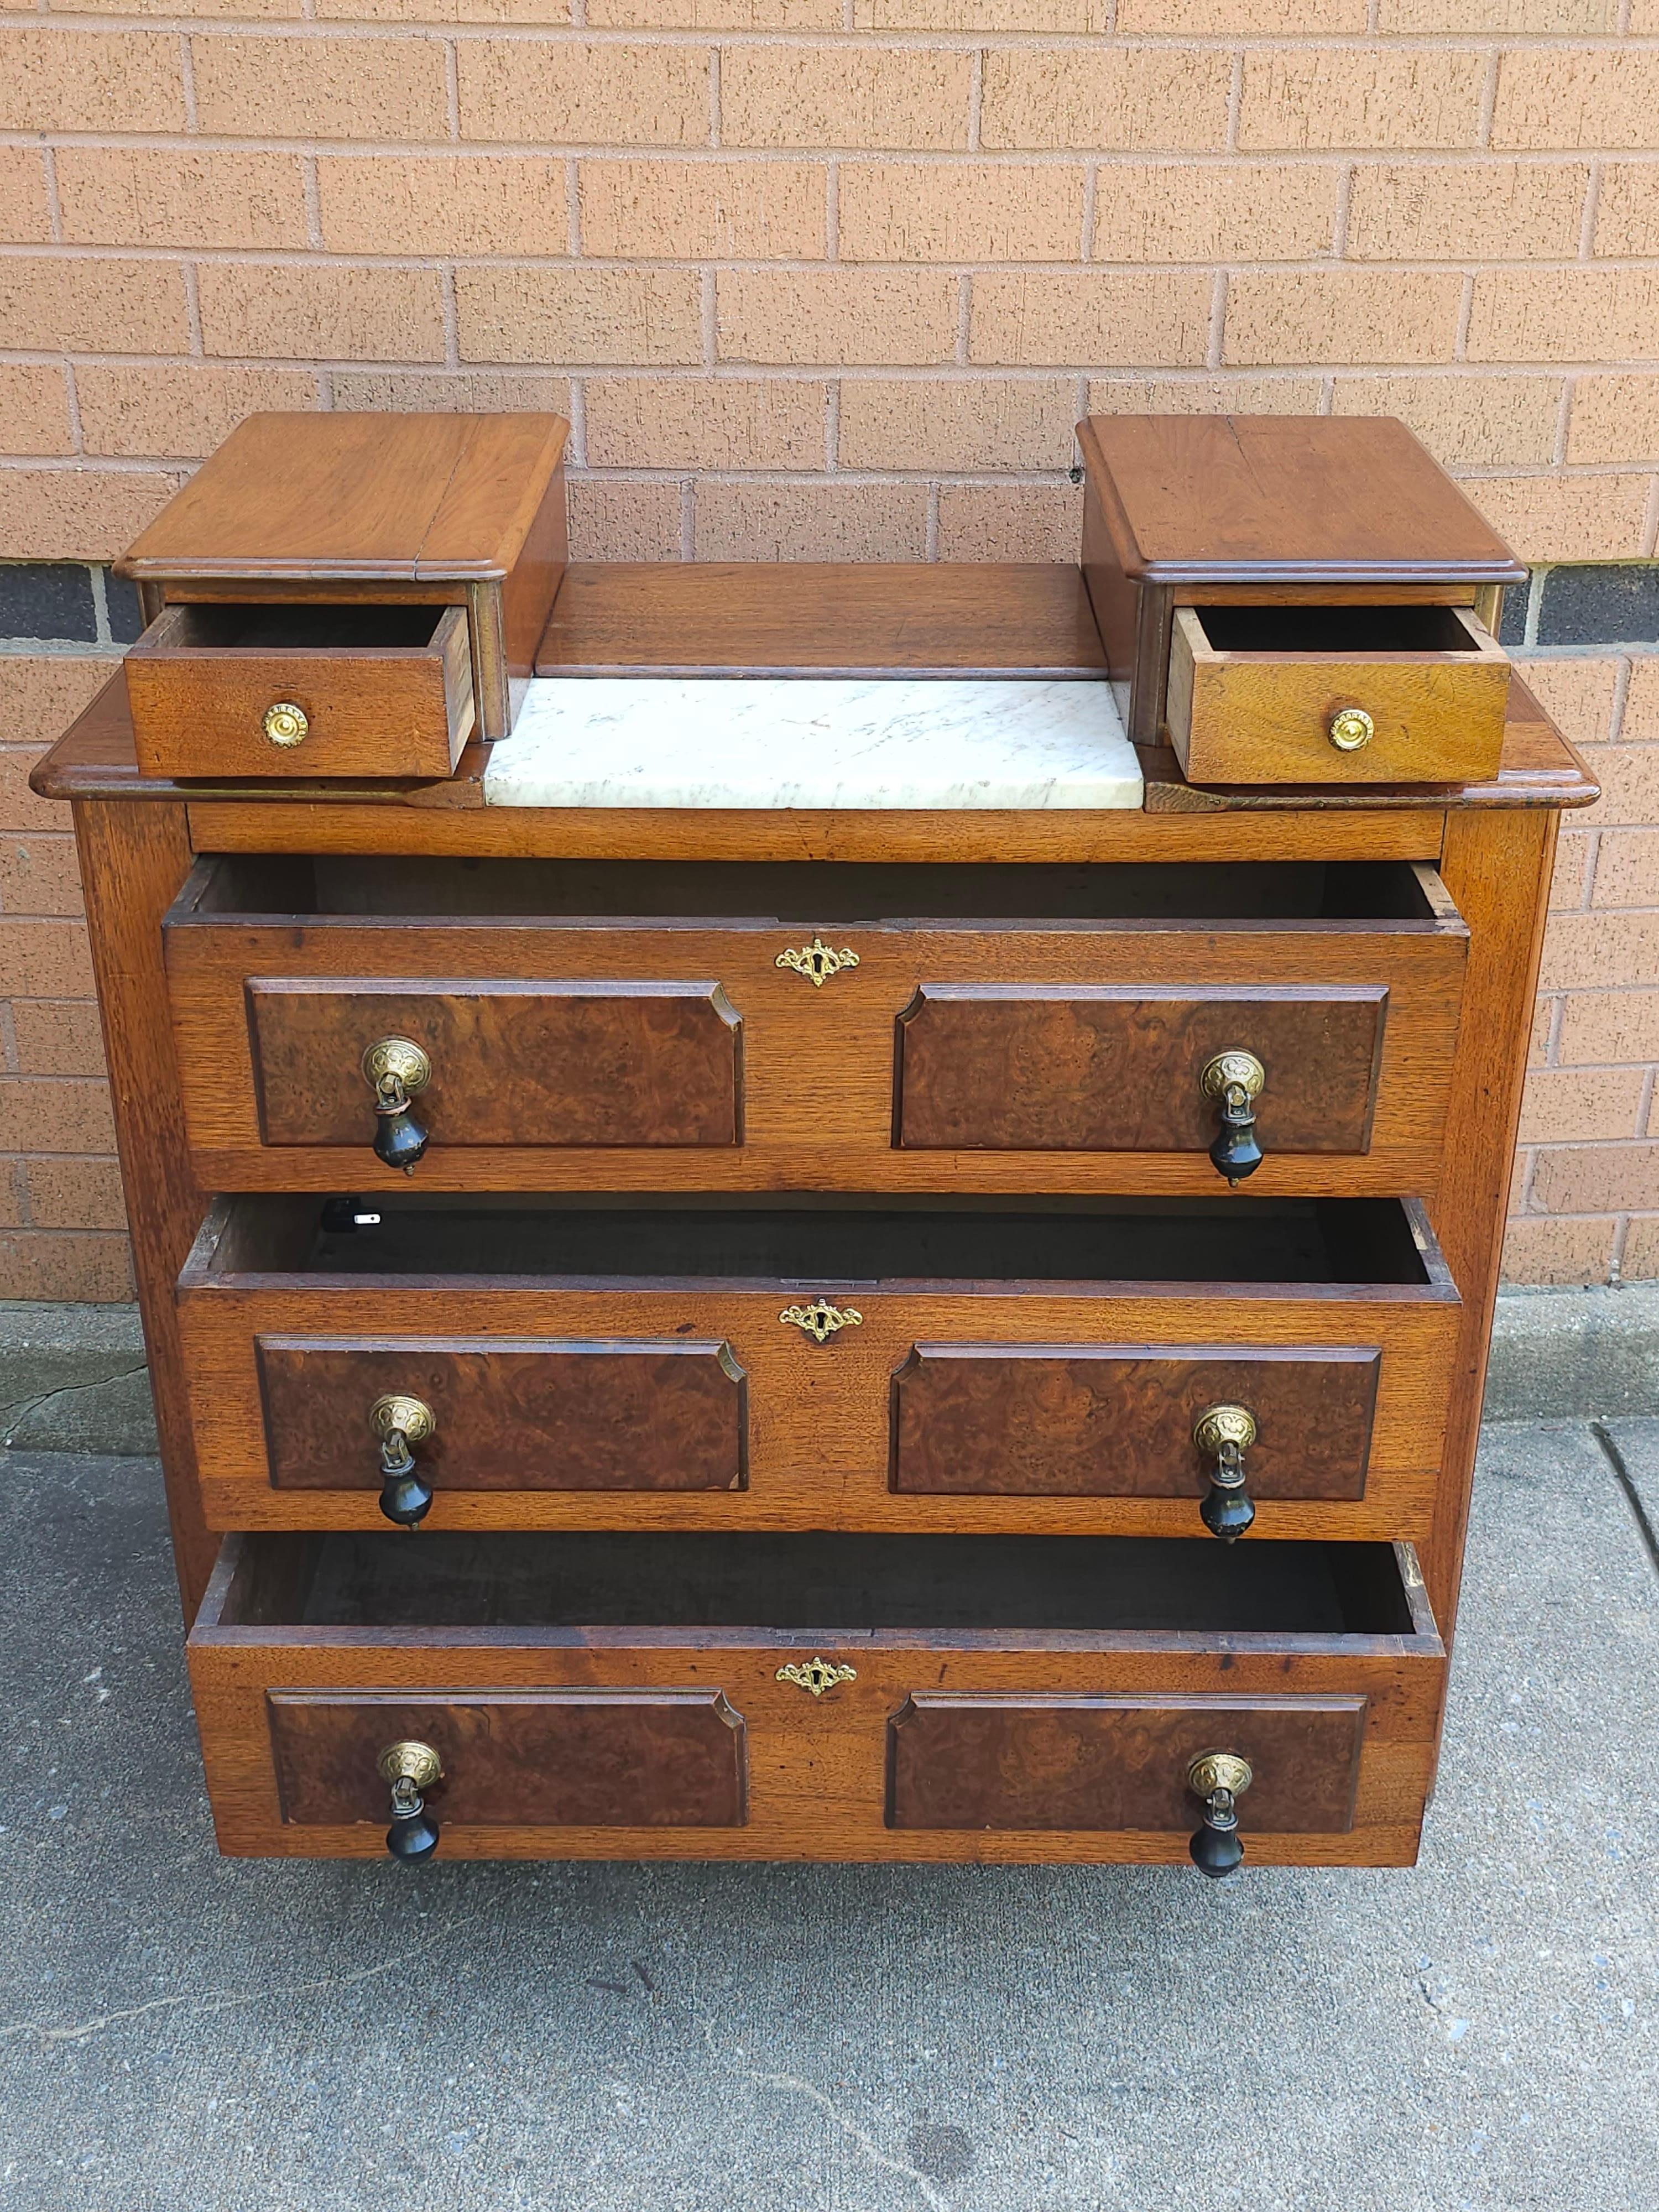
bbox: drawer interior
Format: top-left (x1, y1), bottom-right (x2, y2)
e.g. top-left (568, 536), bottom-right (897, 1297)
top-left (212, 1530), bottom-right (1422, 1638)
top-left (1191, 604), bottom-right (1489, 658)
top-left (182, 853), bottom-right (1448, 926)
top-left (149, 603), bottom-right (452, 654)
top-left (202, 1193), bottom-right (1437, 1286)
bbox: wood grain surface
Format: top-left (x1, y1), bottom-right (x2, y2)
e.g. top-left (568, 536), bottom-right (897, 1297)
top-left (1078, 416), bottom-right (1525, 584)
top-left (269, 1688), bottom-right (747, 1828)
top-left (248, 977), bottom-right (742, 1147)
top-left (175, 1202), bottom-right (1458, 1538)
top-left (887, 1692), bottom-right (1365, 1831)
top-left (890, 1343), bottom-right (1379, 1498)
top-left (70, 801), bottom-right (218, 1620)
top-left (1425, 806), bottom-right (1558, 1639)
top-left (163, 863), bottom-right (1467, 1196)
top-left (258, 1335), bottom-right (748, 1493)
top-left (535, 562), bottom-right (1108, 677)
top-left (186, 1531), bottom-right (1445, 1861)
top-left (1166, 603), bottom-right (1509, 786)
top-left (895, 983), bottom-right (1387, 1152)
top-left (118, 412), bottom-right (569, 583)
top-left (124, 602), bottom-right (474, 780)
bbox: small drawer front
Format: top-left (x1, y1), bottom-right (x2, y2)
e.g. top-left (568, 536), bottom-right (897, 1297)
top-left (895, 984), bottom-right (1385, 1152)
top-left (124, 602), bottom-right (474, 780)
top-left (248, 979), bottom-right (743, 1148)
top-left (891, 1344), bottom-right (1378, 1499)
top-left (1167, 602), bottom-right (1509, 787)
top-left (888, 1693), bottom-right (1364, 1832)
top-left (258, 1336), bottom-right (747, 1493)
top-left (269, 1690), bottom-right (747, 1828)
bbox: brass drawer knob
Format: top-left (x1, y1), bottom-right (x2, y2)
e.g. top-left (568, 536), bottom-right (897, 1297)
top-left (1187, 1750), bottom-right (1253, 1878)
top-left (361, 1036), bottom-right (431, 1174)
top-left (1328, 706), bottom-right (1374, 753)
top-left (775, 936), bottom-right (859, 988)
top-left (262, 700), bottom-right (309, 749)
top-left (1200, 1048), bottom-right (1265, 1187)
top-left (370, 1392), bottom-right (436, 1528)
top-left (780, 1298), bottom-right (863, 1343)
top-left (378, 1739), bottom-right (442, 1863)
top-left (1192, 1402), bottom-right (1257, 1543)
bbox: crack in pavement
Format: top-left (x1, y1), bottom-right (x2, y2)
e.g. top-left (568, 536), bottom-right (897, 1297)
top-left (0, 1914), bottom-right (479, 2046)
top-left (0, 1368), bottom-right (150, 1448)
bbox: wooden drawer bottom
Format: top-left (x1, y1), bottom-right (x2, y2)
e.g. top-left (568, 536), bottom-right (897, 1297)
top-left (189, 1531), bottom-right (1446, 1867)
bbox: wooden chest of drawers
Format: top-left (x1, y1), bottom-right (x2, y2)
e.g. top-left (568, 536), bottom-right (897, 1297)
top-left (35, 415), bottom-right (1596, 1879)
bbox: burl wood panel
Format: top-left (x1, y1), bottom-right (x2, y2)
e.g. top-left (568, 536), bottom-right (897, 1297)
top-left (257, 1335), bottom-right (747, 1493)
top-left (268, 1688), bottom-right (747, 1827)
top-left (891, 1344), bottom-right (1379, 1499)
top-left (888, 1692), bottom-right (1365, 1832)
top-left (895, 984), bottom-right (1386, 1152)
top-left (247, 978), bottom-right (742, 1147)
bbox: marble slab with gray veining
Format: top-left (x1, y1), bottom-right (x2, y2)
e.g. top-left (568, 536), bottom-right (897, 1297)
top-left (482, 676), bottom-right (1143, 810)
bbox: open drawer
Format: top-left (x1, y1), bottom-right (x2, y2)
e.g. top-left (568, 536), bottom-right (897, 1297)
top-left (124, 603), bottom-right (476, 780)
top-left (162, 854), bottom-right (1469, 1198)
top-left (1167, 602), bottom-right (1510, 786)
top-left (176, 1193), bottom-right (1460, 1543)
top-left (187, 1529), bottom-right (1447, 1865)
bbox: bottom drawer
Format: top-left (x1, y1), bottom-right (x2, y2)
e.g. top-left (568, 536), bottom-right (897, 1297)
top-left (190, 1532), bottom-right (1446, 1868)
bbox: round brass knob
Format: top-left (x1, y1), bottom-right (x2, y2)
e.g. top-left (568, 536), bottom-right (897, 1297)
top-left (370, 1393), bottom-right (436, 1447)
top-left (378, 1739), bottom-right (442, 1792)
top-left (262, 700), bottom-right (309, 749)
top-left (1328, 706), bottom-right (1374, 753)
top-left (361, 1037), bottom-right (431, 1095)
top-left (1199, 1050), bottom-right (1265, 1104)
top-left (1192, 1404), bottom-right (1257, 1460)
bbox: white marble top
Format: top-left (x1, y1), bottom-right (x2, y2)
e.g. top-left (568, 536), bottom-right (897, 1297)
top-left (482, 676), bottom-right (1143, 811)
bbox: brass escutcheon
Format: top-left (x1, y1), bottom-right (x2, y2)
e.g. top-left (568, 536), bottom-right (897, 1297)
top-left (776, 1657), bottom-right (857, 1698)
top-left (780, 1299), bottom-right (863, 1344)
top-left (370, 1392), bottom-right (436, 1446)
top-left (1328, 706), bottom-right (1375, 753)
top-left (1187, 1751), bottom-right (1253, 1802)
top-left (361, 1037), bottom-right (432, 1097)
top-left (1199, 1048), bottom-right (1265, 1104)
top-left (378, 1739), bottom-right (443, 1791)
top-left (1192, 1403), bottom-right (1258, 1460)
top-left (775, 937), bottom-right (860, 988)
top-left (262, 701), bottom-right (309, 749)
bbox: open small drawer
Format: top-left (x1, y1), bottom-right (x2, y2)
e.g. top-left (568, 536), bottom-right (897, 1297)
top-left (1167, 602), bottom-right (1510, 786)
top-left (124, 602), bottom-right (475, 780)
top-left (188, 1529), bottom-right (1447, 1866)
top-left (175, 1192), bottom-right (1459, 1545)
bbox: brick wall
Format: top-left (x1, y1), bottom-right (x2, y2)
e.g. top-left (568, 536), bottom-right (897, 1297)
top-left (2, 6), bottom-right (1658, 1298)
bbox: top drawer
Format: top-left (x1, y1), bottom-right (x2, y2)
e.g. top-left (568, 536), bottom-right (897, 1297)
top-left (1167, 602), bottom-right (1509, 788)
top-left (163, 855), bottom-right (1469, 1198)
top-left (126, 603), bottom-right (475, 781)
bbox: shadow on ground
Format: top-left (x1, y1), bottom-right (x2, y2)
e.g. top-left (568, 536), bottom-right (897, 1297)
top-left (1, 1425), bottom-right (1655, 2212)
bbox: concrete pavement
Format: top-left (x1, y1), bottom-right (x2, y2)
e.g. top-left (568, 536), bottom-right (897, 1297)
top-left (0, 1425), bottom-right (1655, 2212)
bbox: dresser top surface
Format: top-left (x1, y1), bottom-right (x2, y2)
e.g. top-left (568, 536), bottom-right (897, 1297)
top-left (1081, 416), bottom-right (1526, 586)
top-left (118, 412), bottom-right (570, 586)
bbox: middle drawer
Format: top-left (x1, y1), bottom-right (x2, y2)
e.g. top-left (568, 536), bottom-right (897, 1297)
top-left (178, 1194), bottom-right (1459, 1542)
top-left (163, 854), bottom-right (1468, 1198)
